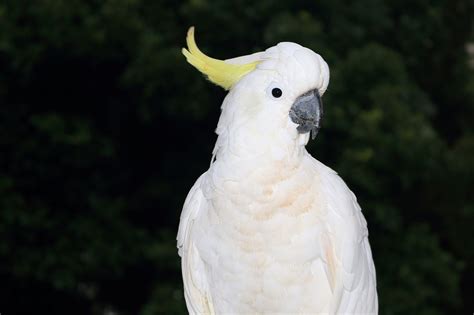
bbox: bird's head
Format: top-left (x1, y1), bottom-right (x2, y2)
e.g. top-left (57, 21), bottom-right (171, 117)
top-left (182, 27), bottom-right (329, 147)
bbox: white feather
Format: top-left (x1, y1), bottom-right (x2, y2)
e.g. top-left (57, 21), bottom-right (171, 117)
top-left (178, 41), bottom-right (377, 314)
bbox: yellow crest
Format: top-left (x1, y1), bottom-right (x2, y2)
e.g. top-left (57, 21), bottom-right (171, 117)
top-left (182, 27), bottom-right (259, 90)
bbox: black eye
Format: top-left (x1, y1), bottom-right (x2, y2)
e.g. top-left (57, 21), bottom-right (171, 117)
top-left (272, 88), bottom-right (282, 98)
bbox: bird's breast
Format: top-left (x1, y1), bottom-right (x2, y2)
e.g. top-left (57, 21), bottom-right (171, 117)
top-left (195, 155), bottom-right (334, 313)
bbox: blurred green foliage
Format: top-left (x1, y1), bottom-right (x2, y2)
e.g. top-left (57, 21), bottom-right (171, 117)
top-left (0, 0), bottom-right (473, 314)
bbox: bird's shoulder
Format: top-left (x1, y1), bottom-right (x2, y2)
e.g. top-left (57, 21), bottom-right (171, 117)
top-left (177, 173), bottom-right (207, 256)
top-left (307, 154), bottom-right (368, 229)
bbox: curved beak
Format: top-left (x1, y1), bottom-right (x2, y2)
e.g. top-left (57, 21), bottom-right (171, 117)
top-left (289, 89), bottom-right (323, 139)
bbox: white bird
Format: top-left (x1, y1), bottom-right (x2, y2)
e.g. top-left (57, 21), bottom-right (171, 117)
top-left (177, 27), bottom-right (378, 315)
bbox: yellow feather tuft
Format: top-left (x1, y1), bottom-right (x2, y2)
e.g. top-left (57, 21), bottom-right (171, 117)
top-left (182, 27), bottom-right (259, 90)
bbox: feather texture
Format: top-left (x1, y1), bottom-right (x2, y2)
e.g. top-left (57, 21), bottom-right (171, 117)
top-left (182, 27), bottom-right (258, 90)
top-left (178, 153), bottom-right (377, 314)
top-left (178, 34), bottom-right (377, 314)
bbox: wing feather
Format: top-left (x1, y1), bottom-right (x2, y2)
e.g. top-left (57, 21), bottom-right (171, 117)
top-left (312, 157), bottom-right (378, 314)
top-left (177, 174), bottom-right (215, 314)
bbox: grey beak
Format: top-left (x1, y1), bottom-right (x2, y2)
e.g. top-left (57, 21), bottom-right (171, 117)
top-left (289, 89), bottom-right (323, 139)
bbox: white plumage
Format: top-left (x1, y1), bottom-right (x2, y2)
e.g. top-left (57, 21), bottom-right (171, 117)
top-left (178, 32), bottom-right (378, 314)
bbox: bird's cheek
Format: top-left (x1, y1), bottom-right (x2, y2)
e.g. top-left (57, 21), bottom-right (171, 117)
top-left (237, 91), bottom-right (262, 117)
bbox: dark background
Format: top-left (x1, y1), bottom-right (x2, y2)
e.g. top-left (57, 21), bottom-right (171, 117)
top-left (1, 0), bottom-right (473, 314)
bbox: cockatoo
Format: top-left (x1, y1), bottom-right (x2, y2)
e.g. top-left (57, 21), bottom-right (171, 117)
top-left (177, 27), bottom-right (378, 315)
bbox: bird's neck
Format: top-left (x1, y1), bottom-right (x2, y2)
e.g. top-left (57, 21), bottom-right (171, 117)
top-left (212, 96), bottom-right (311, 167)
top-left (212, 120), bottom-right (309, 168)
